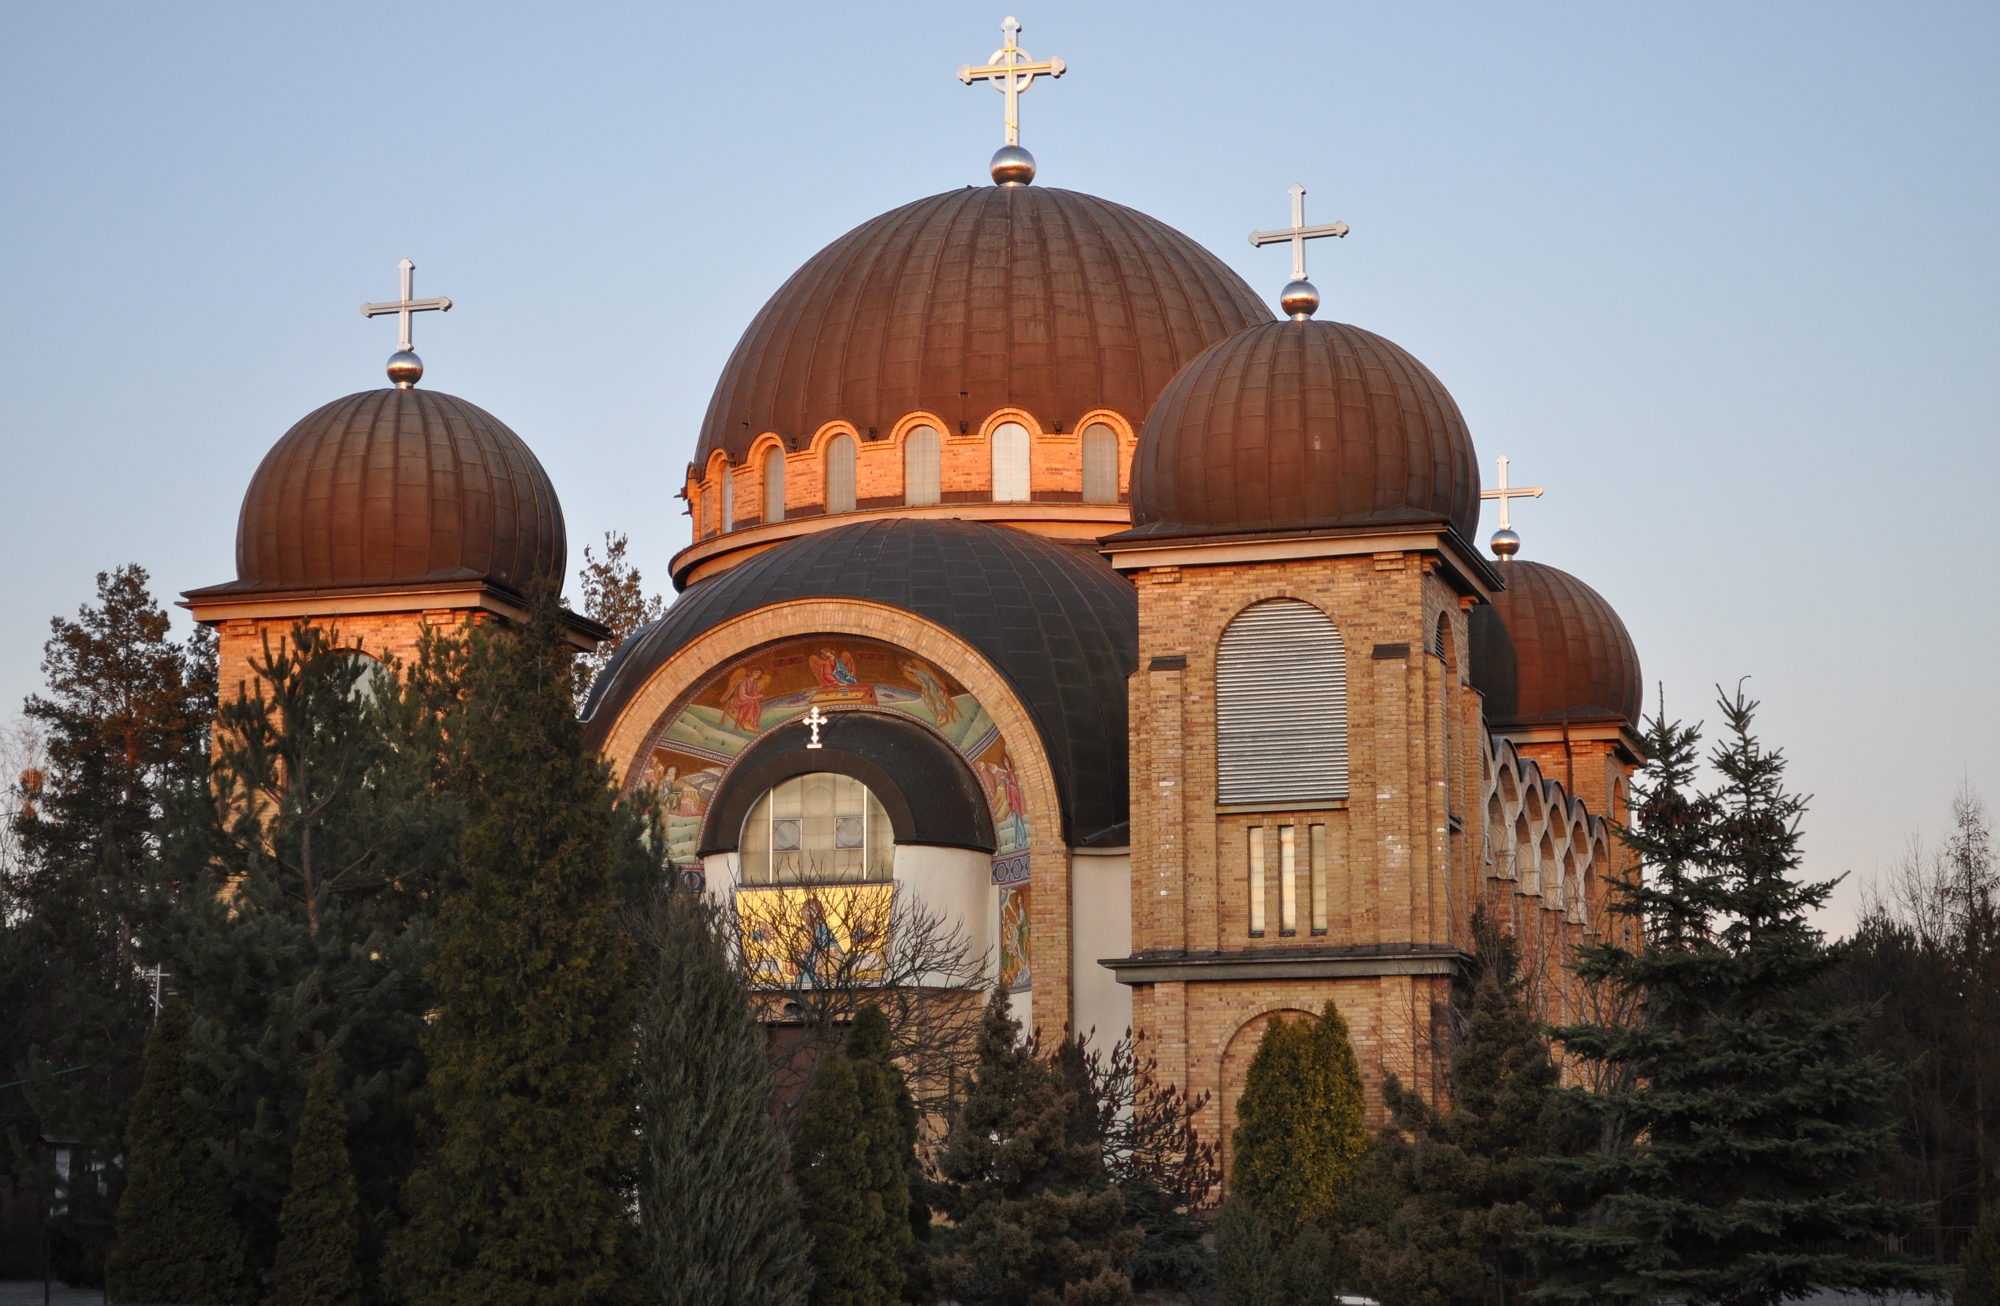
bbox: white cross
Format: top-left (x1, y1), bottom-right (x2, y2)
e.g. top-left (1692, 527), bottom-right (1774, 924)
top-left (361, 258), bottom-right (452, 353)
top-left (958, 17), bottom-right (1065, 148)
top-left (1249, 184), bottom-right (1349, 284)
top-left (1480, 455), bottom-right (1543, 530)
top-left (802, 705), bottom-right (828, 750)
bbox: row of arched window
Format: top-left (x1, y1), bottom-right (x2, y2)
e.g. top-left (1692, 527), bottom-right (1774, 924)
top-left (700, 421), bottom-right (1126, 538)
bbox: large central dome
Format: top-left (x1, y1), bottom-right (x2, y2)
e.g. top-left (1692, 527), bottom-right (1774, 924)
top-left (695, 185), bottom-right (1272, 464)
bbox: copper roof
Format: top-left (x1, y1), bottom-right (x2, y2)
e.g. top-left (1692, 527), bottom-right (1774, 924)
top-left (695, 185), bottom-right (1272, 465)
top-left (1121, 319), bottom-right (1481, 542)
top-left (197, 388), bottom-right (565, 597)
top-left (1470, 558), bottom-right (1642, 730)
top-left (582, 518), bottom-right (1138, 847)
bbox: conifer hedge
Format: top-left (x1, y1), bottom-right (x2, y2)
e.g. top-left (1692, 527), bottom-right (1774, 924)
top-left (1229, 1001), bottom-right (1368, 1242)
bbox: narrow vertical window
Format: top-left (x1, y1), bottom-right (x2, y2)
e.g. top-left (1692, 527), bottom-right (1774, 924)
top-left (720, 465), bottom-right (734, 532)
top-left (763, 449), bottom-right (785, 524)
top-left (1310, 824), bottom-right (1328, 934)
top-left (991, 421), bottom-right (1030, 502)
top-left (904, 425), bottom-right (940, 506)
top-left (1248, 826), bottom-right (1266, 937)
top-left (826, 433), bottom-right (856, 514)
top-left (1279, 825), bottom-right (1297, 936)
top-left (1081, 422), bottom-right (1118, 503)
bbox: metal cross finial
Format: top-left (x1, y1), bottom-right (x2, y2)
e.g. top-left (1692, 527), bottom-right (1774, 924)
top-left (1480, 455), bottom-right (1544, 559)
top-left (959, 17), bottom-right (1066, 150)
top-left (803, 705), bottom-right (828, 749)
top-left (1250, 184), bottom-right (1349, 319)
top-left (361, 259), bottom-right (452, 386)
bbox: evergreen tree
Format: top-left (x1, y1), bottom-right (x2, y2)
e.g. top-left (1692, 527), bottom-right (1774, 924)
top-left (157, 622), bottom-right (456, 1289)
top-left (635, 888), bottom-right (808, 1306)
top-left (109, 1001), bottom-right (250, 1304)
top-left (846, 1004), bottom-right (916, 1301)
top-left (931, 987), bottom-right (1140, 1306)
top-left (1347, 927), bottom-right (1562, 1306)
top-left (1534, 687), bottom-right (1946, 1305)
top-left (1962, 1205), bottom-right (2000, 1306)
top-left (796, 1052), bottom-right (882, 1306)
top-left (387, 587), bottom-right (645, 1306)
top-left (269, 1060), bottom-right (362, 1306)
top-left (1230, 1002), bottom-right (1369, 1243)
top-left (1, 566), bottom-right (213, 1279)
top-left (1216, 1199), bottom-right (1340, 1306)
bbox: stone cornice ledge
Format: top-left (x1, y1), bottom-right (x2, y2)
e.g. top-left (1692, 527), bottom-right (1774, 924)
top-left (1100, 943), bottom-right (1471, 986)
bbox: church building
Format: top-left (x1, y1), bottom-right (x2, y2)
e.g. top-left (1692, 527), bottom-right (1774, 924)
top-left (183, 19), bottom-right (1646, 1177)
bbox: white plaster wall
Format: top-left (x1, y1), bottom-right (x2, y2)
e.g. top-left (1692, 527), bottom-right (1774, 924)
top-left (891, 844), bottom-right (997, 986)
top-left (1070, 848), bottom-right (1133, 1050)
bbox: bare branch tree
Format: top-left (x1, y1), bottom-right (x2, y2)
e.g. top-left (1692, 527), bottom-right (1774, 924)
top-left (716, 867), bottom-right (991, 1138)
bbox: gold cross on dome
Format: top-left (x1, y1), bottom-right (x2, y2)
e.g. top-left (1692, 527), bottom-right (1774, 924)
top-left (802, 705), bottom-right (828, 750)
top-left (1480, 455), bottom-right (1544, 531)
top-left (361, 259), bottom-right (452, 354)
top-left (1249, 184), bottom-right (1349, 285)
top-left (958, 16), bottom-right (1065, 147)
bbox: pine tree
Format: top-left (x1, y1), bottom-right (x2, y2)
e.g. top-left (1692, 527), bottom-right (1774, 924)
top-left (268, 1060), bottom-right (362, 1306)
top-left (1534, 687), bottom-right (1947, 1305)
top-left (796, 1052), bottom-right (882, 1306)
top-left (1, 566), bottom-right (214, 1280)
top-left (636, 888), bottom-right (808, 1306)
top-left (845, 1004), bottom-right (915, 1301)
top-left (387, 587), bottom-right (644, 1306)
top-left (931, 987), bottom-right (1140, 1306)
top-left (1963, 1205), bottom-right (2000, 1306)
top-left (1230, 1001), bottom-right (1369, 1243)
top-left (157, 621), bottom-right (455, 1286)
top-left (1347, 926), bottom-right (1561, 1306)
top-left (109, 1001), bottom-right (250, 1304)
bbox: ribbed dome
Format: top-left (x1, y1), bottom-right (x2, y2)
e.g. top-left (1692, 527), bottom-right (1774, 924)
top-left (695, 185), bottom-right (1272, 465)
top-left (1470, 559), bottom-right (1642, 730)
top-left (1123, 319), bottom-right (1480, 540)
top-left (225, 388), bottom-right (565, 595)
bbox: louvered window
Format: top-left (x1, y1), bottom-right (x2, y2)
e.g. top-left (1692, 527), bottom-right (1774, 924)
top-left (1215, 600), bottom-right (1348, 804)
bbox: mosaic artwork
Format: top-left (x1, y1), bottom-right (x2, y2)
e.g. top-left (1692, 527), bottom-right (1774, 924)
top-left (736, 883), bottom-right (895, 987)
top-left (640, 635), bottom-right (1033, 990)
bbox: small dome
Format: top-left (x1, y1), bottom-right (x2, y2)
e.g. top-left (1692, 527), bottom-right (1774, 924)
top-left (695, 185), bottom-right (1272, 466)
top-left (226, 388), bottom-right (565, 595)
top-left (1470, 559), bottom-right (1642, 730)
top-left (1124, 319), bottom-right (1481, 541)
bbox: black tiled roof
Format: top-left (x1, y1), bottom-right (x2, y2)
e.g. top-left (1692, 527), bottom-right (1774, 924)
top-left (581, 519), bottom-right (1138, 847)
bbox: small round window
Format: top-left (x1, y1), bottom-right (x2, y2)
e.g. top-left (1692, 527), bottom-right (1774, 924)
top-left (739, 772), bottom-right (894, 885)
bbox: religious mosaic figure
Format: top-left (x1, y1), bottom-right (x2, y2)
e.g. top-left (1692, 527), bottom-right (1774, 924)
top-left (810, 647), bottom-right (860, 689)
top-left (723, 665), bottom-right (769, 734)
top-left (902, 660), bottom-right (962, 726)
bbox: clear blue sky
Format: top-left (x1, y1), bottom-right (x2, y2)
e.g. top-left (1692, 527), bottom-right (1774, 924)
top-left (3, 2), bottom-right (1995, 932)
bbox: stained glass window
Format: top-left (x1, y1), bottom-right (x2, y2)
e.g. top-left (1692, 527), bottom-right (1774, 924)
top-left (1081, 422), bottom-right (1118, 503)
top-left (991, 422), bottom-right (1030, 502)
top-left (826, 434), bottom-right (856, 514)
top-left (740, 772), bottom-right (894, 885)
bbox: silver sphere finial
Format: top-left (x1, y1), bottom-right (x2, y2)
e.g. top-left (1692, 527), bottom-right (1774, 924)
top-left (1280, 278), bottom-right (1320, 320)
top-left (1490, 528), bottom-right (1521, 560)
top-left (991, 144), bottom-right (1036, 185)
top-left (386, 350), bottom-right (424, 388)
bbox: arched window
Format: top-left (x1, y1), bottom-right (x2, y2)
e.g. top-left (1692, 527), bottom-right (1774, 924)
top-left (1081, 423), bottom-right (1119, 503)
top-left (991, 421), bottom-right (1030, 502)
top-left (719, 465), bottom-right (734, 533)
top-left (904, 425), bottom-right (941, 506)
top-left (739, 772), bottom-right (895, 885)
top-left (763, 449), bottom-right (786, 524)
top-left (825, 433), bottom-right (856, 514)
top-left (1216, 599), bottom-right (1348, 804)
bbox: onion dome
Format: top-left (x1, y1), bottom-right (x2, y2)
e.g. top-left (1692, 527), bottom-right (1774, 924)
top-left (584, 518), bottom-right (1138, 847)
top-left (695, 186), bottom-right (1272, 464)
top-left (203, 388), bottom-right (565, 597)
top-left (1122, 319), bottom-right (1480, 541)
top-left (1470, 559), bottom-right (1642, 730)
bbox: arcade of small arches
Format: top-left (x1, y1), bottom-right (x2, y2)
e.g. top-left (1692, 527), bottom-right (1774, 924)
top-left (687, 408), bottom-right (1138, 541)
